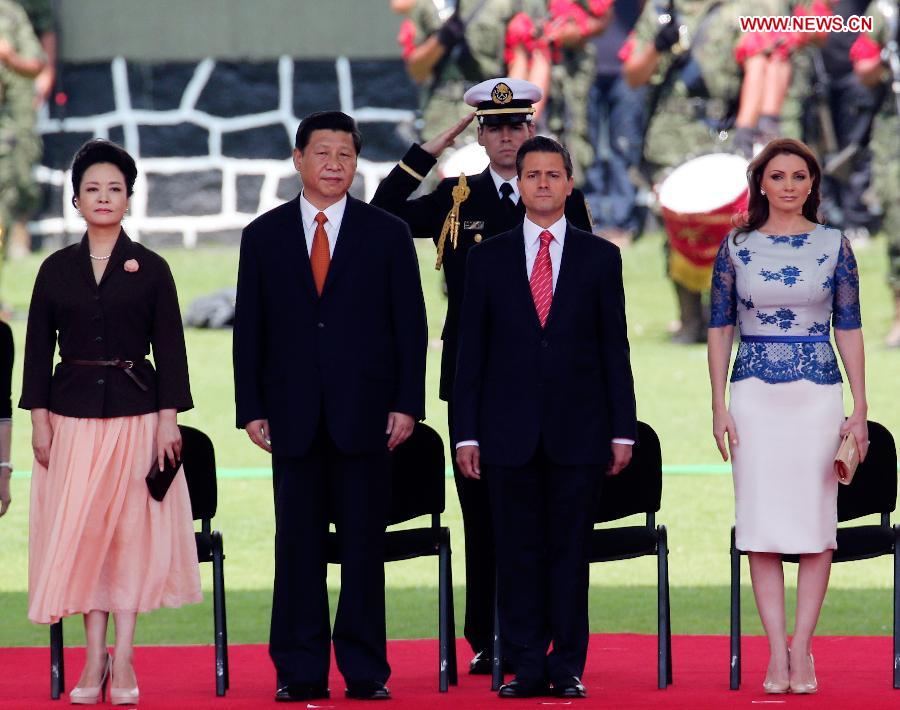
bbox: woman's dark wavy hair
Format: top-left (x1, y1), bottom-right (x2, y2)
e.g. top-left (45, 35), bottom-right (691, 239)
top-left (733, 138), bottom-right (821, 242)
top-left (71, 139), bottom-right (138, 199)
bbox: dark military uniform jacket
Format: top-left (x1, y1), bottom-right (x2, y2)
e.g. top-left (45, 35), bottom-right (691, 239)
top-left (19, 231), bottom-right (193, 418)
top-left (372, 143), bottom-right (592, 400)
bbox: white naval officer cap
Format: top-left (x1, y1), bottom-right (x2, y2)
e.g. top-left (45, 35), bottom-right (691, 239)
top-left (463, 77), bottom-right (542, 126)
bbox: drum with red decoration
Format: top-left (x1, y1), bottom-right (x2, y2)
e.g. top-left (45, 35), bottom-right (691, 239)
top-left (657, 152), bottom-right (749, 292)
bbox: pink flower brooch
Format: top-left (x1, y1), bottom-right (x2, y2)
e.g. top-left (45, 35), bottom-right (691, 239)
top-left (124, 259), bottom-right (139, 273)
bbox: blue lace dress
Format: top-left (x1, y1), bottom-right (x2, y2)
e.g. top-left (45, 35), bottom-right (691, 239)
top-left (709, 226), bottom-right (861, 553)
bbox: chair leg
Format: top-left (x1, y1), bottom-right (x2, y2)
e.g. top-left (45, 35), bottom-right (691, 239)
top-left (50, 620), bottom-right (64, 700)
top-left (445, 532), bottom-right (458, 686)
top-left (212, 531), bottom-right (228, 696)
top-left (893, 525), bottom-right (900, 689)
top-left (491, 573), bottom-right (503, 692)
top-left (438, 531), bottom-right (451, 693)
top-left (657, 525), bottom-right (671, 689)
top-left (730, 526), bottom-right (741, 690)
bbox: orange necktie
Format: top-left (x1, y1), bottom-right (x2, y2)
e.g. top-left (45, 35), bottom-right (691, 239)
top-left (311, 212), bottom-right (330, 295)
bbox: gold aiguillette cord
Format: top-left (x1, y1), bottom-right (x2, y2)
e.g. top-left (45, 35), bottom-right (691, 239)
top-left (435, 173), bottom-right (470, 270)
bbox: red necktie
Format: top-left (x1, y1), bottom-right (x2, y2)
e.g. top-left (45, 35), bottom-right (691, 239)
top-left (311, 212), bottom-right (330, 295)
top-left (530, 230), bottom-right (553, 328)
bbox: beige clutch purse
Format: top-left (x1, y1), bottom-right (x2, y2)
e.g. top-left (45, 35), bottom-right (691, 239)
top-left (834, 431), bottom-right (859, 485)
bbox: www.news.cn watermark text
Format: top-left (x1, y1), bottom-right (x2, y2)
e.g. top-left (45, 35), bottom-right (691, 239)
top-left (739, 15), bottom-right (873, 33)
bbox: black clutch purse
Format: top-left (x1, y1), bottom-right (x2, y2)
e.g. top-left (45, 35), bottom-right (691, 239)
top-left (146, 455), bottom-right (182, 502)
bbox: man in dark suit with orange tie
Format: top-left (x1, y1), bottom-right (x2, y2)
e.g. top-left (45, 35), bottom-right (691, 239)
top-left (454, 136), bottom-right (637, 699)
top-left (233, 111), bottom-right (427, 702)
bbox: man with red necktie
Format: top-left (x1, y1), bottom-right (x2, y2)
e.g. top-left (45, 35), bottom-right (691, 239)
top-left (454, 136), bottom-right (636, 699)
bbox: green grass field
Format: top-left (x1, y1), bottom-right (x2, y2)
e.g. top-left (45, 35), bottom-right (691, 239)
top-left (1, 229), bottom-right (897, 647)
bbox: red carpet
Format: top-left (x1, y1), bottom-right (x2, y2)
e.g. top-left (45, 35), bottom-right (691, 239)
top-left (0, 634), bottom-right (895, 709)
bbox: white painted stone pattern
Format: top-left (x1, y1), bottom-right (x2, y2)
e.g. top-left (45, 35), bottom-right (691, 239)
top-left (30, 56), bottom-right (414, 247)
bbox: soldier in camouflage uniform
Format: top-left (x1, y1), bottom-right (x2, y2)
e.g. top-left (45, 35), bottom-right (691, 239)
top-left (18, 0), bottom-right (56, 107)
top-left (851, 1), bottom-right (900, 345)
top-left (398, 0), bottom-right (546, 142)
top-left (0, 0), bottom-right (44, 280)
top-left (623, 0), bottom-right (745, 343)
top-left (541, 0), bottom-right (612, 187)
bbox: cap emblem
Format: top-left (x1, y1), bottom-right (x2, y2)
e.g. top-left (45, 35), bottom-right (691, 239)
top-left (491, 82), bottom-right (513, 105)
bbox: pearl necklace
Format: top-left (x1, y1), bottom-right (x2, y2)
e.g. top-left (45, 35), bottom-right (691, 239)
top-left (89, 253), bottom-right (112, 261)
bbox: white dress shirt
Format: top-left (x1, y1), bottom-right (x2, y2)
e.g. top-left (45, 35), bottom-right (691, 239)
top-left (523, 215), bottom-right (566, 292)
top-left (299, 191), bottom-right (347, 256)
top-left (456, 213), bottom-right (633, 449)
top-left (489, 168), bottom-right (520, 205)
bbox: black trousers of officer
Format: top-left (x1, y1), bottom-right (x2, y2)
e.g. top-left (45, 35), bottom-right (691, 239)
top-left (448, 401), bottom-right (496, 656)
top-left (485, 445), bottom-right (598, 684)
top-left (269, 417), bottom-right (391, 686)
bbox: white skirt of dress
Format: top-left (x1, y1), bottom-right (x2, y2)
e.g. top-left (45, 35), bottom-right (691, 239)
top-left (729, 378), bottom-right (843, 554)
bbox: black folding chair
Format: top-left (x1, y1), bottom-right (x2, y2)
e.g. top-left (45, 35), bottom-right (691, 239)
top-left (49, 424), bottom-right (229, 698)
top-left (325, 421), bottom-right (458, 692)
top-left (491, 421), bottom-right (672, 690)
top-left (729, 420), bottom-right (899, 689)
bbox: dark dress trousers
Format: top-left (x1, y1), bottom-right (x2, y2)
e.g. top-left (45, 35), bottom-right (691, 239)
top-left (453, 224), bottom-right (637, 683)
top-left (233, 194), bottom-right (427, 687)
top-left (371, 143), bottom-right (592, 655)
top-left (19, 231), bottom-right (193, 416)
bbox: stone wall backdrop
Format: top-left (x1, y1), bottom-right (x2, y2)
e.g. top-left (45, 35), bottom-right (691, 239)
top-left (32, 56), bottom-right (418, 249)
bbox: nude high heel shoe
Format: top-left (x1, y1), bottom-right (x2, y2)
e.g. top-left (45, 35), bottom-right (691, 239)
top-left (790, 653), bottom-right (818, 694)
top-left (109, 661), bottom-right (140, 706)
top-left (762, 646), bottom-right (790, 694)
top-left (69, 653), bottom-right (111, 705)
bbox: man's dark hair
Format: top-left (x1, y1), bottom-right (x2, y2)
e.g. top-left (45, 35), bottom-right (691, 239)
top-left (71, 139), bottom-right (138, 197)
top-left (515, 136), bottom-right (573, 179)
top-left (294, 111), bottom-right (362, 155)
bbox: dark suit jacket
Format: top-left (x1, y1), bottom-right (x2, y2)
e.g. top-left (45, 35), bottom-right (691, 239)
top-left (371, 143), bottom-right (593, 400)
top-left (19, 231), bottom-right (193, 418)
top-left (233, 194), bottom-right (427, 458)
top-left (453, 223), bottom-right (637, 467)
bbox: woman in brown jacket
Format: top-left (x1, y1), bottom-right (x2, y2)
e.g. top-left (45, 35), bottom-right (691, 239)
top-left (20, 140), bottom-right (200, 706)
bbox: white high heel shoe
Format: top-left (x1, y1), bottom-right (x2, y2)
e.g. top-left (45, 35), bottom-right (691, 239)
top-left (70, 654), bottom-right (111, 705)
top-left (109, 661), bottom-right (140, 706)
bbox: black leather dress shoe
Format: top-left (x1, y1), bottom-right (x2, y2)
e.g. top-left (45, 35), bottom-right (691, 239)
top-left (345, 681), bottom-right (391, 700)
top-left (498, 678), bottom-right (550, 698)
top-left (469, 650), bottom-right (515, 675)
top-left (551, 676), bottom-right (587, 698)
top-left (274, 682), bottom-right (329, 702)
top-left (469, 650), bottom-right (492, 675)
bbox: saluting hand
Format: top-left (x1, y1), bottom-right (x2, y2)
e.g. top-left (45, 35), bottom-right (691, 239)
top-left (421, 112), bottom-right (476, 159)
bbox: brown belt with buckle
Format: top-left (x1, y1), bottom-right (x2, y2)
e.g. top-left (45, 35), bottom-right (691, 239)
top-left (62, 358), bottom-right (150, 392)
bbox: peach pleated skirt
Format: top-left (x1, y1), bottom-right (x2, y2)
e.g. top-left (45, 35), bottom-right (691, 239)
top-left (729, 378), bottom-right (843, 554)
top-left (28, 413), bottom-right (202, 624)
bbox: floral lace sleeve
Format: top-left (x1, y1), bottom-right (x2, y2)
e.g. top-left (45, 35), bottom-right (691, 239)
top-left (832, 234), bottom-right (862, 329)
top-left (709, 237), bottom-right (737, 327)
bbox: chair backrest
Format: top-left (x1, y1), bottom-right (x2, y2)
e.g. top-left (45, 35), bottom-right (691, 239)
top-left (387, 422), bottom-right (445, 526)
top-left (837, 420), bottom-right (897, 523)
top-left (594, 421), bottom-right (662, 524)
top-left (178, 424), bottom-right (218, 522)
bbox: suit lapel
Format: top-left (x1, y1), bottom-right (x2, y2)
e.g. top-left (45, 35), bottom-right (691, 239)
top-left (283, 196), bottom-right (318, 301)
top-left (98, 229), bottom-right (132, 288)
top-left (509, 226), bottom-right (543, 331)
top-left (76, 234), bottom-right (98, 290)
top-left (322, 195), bottom-right (361, 296)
